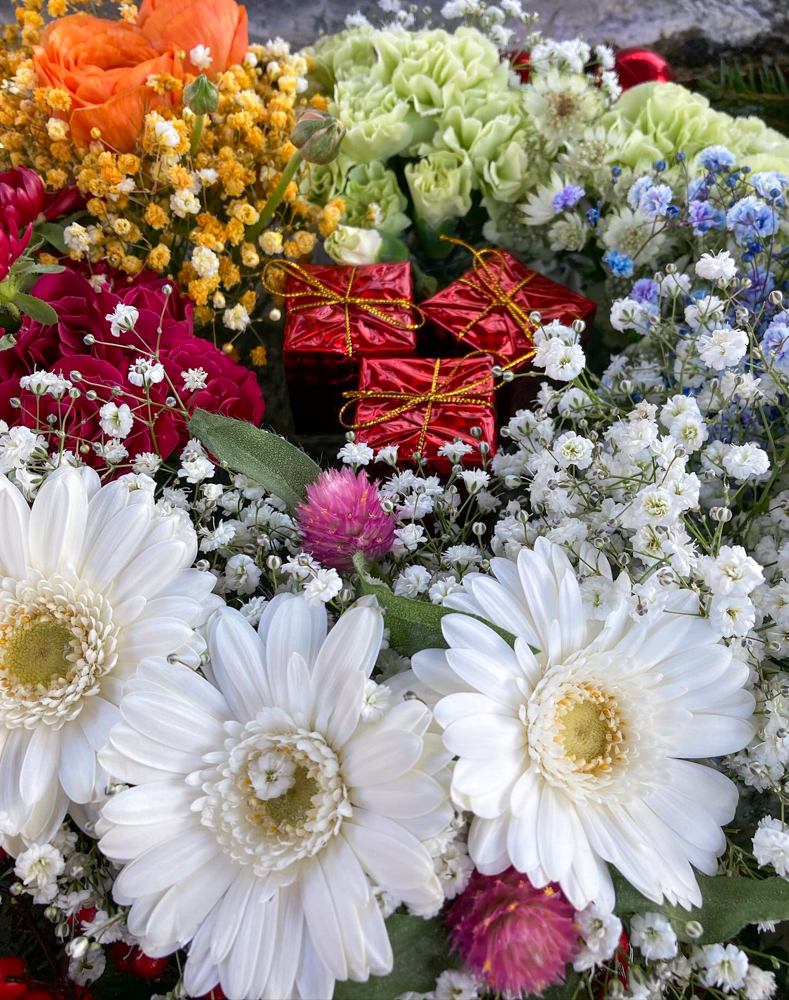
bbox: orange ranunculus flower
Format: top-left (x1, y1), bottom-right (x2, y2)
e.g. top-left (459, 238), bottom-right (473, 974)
top-left (32, 0), bottom-right (248, 154)
top-left (137, 0), bottom-right (249, 80)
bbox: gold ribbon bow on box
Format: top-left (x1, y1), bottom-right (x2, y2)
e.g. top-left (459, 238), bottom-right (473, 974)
top-left (262, 259), bottom-right (424, 358)
top-left (442, 235), bottom-right (537, 341)
top-left (339, 357), bottom-right (496, 457)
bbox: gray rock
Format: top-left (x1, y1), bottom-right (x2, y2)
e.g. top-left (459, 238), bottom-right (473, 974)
top-left (1, 0), bottom-right (786, 66)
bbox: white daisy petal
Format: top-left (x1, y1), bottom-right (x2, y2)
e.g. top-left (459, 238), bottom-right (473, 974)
top-left (418, 538), bottom-right (754, 910)
top-left (98, 595), bottom-right (447, 999)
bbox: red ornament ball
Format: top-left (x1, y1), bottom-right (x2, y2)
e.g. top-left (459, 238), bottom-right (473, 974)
top-left (108, 942), bottom-right (135, 974)
top-left (20, 991), bottom-right (58, 1000)
top-left (614, 47), bottom-right (674, 90)
top-left (130, 952), bottom-right (169, 981)
top-left (0, 958), bottom-right (29, 1000)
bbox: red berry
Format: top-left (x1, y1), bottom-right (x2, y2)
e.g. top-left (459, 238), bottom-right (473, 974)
top-left (68, 906), bottom-right (97, 930)
top-left (130, 952), bottom-right (168, 981)
top-left (108, 942), bottom-right (136, 974)
top-left (0, 958), bottom-right (29, 1000)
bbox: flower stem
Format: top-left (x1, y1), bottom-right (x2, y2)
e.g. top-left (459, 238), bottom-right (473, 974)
top-left (190, 114), bottom-right (205, 158)
top-left (246, 151), bottom-right (303, 242)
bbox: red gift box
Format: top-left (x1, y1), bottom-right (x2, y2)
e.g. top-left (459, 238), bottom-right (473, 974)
top-left (263, 260), bottom-right (422, 433)
top-left (420, 242), bottom-right (596, 368)
top-left (274, 260), bottom-right (420, 379)
top-left (341, 355), bottom-right (497, 472)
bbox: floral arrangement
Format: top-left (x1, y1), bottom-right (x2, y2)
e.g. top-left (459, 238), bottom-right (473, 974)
top-left (2, 0), bottom-right (789, 999)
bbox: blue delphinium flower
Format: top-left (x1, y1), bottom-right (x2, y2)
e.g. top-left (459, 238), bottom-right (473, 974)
top-left (750, 170), bottom-right (788, 202)
top-left (698, 145), bottom-right (737, 172)
top-left (631, 278), bottom-right (659, 307)
top-left (726, 195), bottom-right (780, 244)
top-left (687, 177), bottom-right (710, 202)
top-left (688, 200), bottom-right (725, 235)
top-left (639, 183), bottom-right (673, 219)
top-left (761, 320), bottom-right (789, 372)
top-left (627, 175), bottom-right (653, 211)
top-left (602, 249), bottom-right (635, 277)
top-left (551, 184), bottom-right (585, 213)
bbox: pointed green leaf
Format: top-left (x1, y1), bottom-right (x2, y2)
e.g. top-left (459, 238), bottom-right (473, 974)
top-left (12, 293), bottom-right (58, 325)
top-left (613, 869), bottom-right (789, 944)
top-left (188, 408), bottom-right (320, 510)
top-left (34, 222), bottom-right (69, 254)
top-left (333, 915), bottom-right (459, 1000)
top-left (354, 553), bottom-right (516, 655)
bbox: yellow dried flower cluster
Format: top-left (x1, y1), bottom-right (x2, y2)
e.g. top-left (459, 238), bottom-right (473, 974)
top-left (0, 10), bottom-right (336, 344)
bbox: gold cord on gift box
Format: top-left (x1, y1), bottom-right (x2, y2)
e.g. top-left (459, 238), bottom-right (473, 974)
top-left (261, 259), bottom-right (424, 358)
top-left (339, 357), bottom-right (498, 456)
top-left (440, 235), bottom-right (538, 346)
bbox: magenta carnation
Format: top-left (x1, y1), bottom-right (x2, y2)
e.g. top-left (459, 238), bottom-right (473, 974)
top-left (0, 266), bottom-right (264, 471)
top-left (296, 468), bottom-right (395, 572)
top-left (447, 868), bottom-right (579, 998)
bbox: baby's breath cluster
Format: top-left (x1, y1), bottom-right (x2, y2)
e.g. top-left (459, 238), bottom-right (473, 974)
top-left (0, 2), bottom-right (335, 345)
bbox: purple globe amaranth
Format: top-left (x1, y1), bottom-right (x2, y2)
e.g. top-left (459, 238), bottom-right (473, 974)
top-left (296, 468), bottom-right (396, 572)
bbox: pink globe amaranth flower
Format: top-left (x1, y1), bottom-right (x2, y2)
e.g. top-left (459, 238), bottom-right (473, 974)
top-left (447, 868), bottom-right (580, 998)
top-left (297, 468), bottom-right (396, 572)
top-left (0, 221), bottom-right (32, 283)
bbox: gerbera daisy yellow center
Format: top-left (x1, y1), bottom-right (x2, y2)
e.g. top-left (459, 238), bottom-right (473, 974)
top-left (264, 767), bottom-right (319, 829)
top-left (554, 688), bottom-right (626, 773)
top-left (3, 620), bottom-right (74, 687)
top-left (557, 700), bottom-right (609, 760)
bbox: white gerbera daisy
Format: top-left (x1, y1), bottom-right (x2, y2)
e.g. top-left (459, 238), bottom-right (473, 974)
top-left (96, 594), bottom-right (450, 1000)
top-left (412, 538), bottom-right (755, 910)
top-left (0, 467), bottom-right (219, 851)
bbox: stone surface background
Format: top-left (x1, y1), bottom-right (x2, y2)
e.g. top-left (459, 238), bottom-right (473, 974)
top-left (1, 0), bottom-right (787, 66)
top-left (243, 0), bottom-right (788, 66)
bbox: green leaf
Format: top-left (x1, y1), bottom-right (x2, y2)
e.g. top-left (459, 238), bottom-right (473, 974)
top-left (378, 231), bottom-right (410, 263)
top-left (333, 915), bottom-right (459, 1000)
top-left (543, 971), bottom-right (582, 1000)
top-left (354, 553), bottom-right (516, 655)
top-left (0, 333), bottom-right (17, 351)
top-left (34, 221), bottom-right (69, 254)
top-left (414, 216), bottom-right (457, 260)
top-left (613, 869), bottom-right (789, 944)
top-left (12, 292), bottom-right (58, 325)
top-left (188, 408), bottom-right (320, 510)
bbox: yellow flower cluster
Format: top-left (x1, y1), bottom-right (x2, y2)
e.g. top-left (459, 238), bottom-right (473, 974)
top-left (0, 7), bottom-right (336, 350)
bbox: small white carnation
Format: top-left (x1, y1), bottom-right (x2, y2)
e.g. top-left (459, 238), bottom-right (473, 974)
top-left (393, 565), bottom-right (432, 597)
top-left (190, 44), bottom-right (213, 70)
top-left (98, 401), bottom-right (133, 439)
top-left (224, 553), bottom-right (262, 595)
top-left (132, 452), bottom-right (162, 476)
top-left (723, 442), bottom-right (770, 480)
top-left (338, 441), bottom-right (374, 466)
top-left (695, 249), bottom-right (737, 281)
top-left (181, 367), bottom-right (208, 391)
top-left (753, 816), bottom-right (789, 878)
top-left (303, 567), bottom-right (343, 605)
top-left (105, 303), bottom-right (139, 337)
top-left (191, 246), bottom-right (220, 278)
top-left (630, 912), bottom-right (678, 960)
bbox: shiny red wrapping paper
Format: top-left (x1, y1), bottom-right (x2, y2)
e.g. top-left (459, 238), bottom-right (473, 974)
top-left (420, 249), bottom-right (596, 367)
top-left (282, 261), bottom-right (419, 384)
top-left (346, 355), bottom-right (497, 472)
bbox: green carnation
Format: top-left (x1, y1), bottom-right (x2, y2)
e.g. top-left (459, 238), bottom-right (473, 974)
top-left (405, 151), bottom-right (474, 228)
top-left (332, 80), bottom-right (415, 162)
top-left (604, 82), bottom-right (789, 172)
top-left (470, 115), bottom-right (533, 203)
top-left (307, 27), bottom-right (377, 89)
top-left (342, 161), bottom-right (410, 235)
